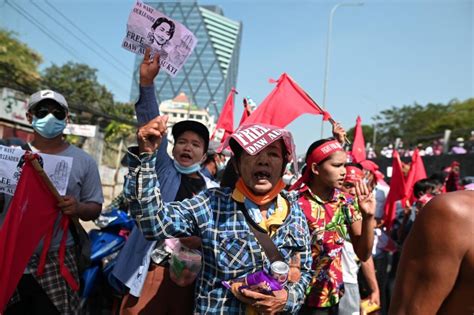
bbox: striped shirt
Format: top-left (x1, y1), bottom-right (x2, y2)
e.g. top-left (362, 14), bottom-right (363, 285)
top-left (124, 148), bottom-right (313, 314)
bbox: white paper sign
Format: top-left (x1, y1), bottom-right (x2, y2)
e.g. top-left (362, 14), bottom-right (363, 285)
top-left (122, 0), bottom-right (197, 77)
top-left (63, 124), bottom-right (97, 138)
top-left (0, 145), bottom-right (73, 196)
top-left (0, 88), bottom-right (29, 126)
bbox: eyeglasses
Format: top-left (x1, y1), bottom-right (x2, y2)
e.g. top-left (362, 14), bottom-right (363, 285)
top-left (34, 108), bottom-right (67, 120)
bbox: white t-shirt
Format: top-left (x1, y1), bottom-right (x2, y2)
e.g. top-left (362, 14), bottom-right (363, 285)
top-left (341, 240), bottom-right (359, 284)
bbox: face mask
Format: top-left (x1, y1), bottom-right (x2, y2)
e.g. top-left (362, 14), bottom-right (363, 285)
top-left (216, 161), bottom-right (226, 172)
top-left (32, 113), bottom-right (66, 139)
top-left (174, 160), bottom-right (201, 175)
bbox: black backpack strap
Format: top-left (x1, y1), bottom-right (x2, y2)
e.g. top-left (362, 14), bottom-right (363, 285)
top-left (236, 202), bottom-right (284, 263)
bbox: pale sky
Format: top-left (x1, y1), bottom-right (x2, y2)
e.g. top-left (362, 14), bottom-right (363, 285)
top-left (1, 0), bottom-right (472, 154)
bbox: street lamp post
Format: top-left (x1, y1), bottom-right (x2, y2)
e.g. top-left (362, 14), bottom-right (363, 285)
top-left (320, 2), bottom-right (364, 138)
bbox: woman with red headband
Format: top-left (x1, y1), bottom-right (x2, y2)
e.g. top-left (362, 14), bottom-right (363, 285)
top-left (291, 130), bottom-right (375, 315)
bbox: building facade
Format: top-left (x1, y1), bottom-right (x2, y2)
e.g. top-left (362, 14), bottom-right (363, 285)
top-left (159, 92), bottom-right (216, 155)
top-left (130, 1), bottom-right (242, 119)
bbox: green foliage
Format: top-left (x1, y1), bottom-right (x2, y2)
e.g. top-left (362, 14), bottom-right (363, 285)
top-left (41, 62), bottom-right (115, 124)
top-left (347, 124), bottom-right (375, 145)
top-left (372, 98), bottom-right (474, 147)
top-left (103, 102), bottom-right (136, 142)
top-left (0, 29), bottom-right (42, 93)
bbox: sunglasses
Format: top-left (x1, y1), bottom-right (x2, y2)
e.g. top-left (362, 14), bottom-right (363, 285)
top-left (34, 108), bottom-right (67, 120)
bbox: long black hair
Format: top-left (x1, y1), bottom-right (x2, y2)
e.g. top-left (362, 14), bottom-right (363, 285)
top-left (151, 17), bottom-right (175, 39)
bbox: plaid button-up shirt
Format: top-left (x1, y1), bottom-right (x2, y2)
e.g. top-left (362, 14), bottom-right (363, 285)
top-left (124, 148), bottom-right (313, 314)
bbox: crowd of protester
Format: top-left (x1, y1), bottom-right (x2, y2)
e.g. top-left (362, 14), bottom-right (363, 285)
top-left (0, 48), bottom-right (473, 315)
top-left (374, 135), bottom-right (474, 159)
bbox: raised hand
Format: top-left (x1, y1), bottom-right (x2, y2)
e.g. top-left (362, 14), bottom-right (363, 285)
top-left (140, 47), bottom-right (160, 86)
top-left (332, 122), bottom-right (347, 144)
top-left (355, 180), bottom-right (376, 219)
top-left (137, 115), bottom-right (169, 154)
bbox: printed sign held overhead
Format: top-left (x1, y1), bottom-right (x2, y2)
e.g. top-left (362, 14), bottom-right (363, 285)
top-left (122, 0), bottom-right (197, 77)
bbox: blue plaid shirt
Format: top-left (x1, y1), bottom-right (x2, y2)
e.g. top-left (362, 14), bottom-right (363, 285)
top-left (124, 148), bottom-right (313, 314)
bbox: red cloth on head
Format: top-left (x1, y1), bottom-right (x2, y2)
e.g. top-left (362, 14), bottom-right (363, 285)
top-left (359, 160), bottom-right (379, 172)
top-left (243, 73), bottom-right (330, 127)
top-left (290, 140), bottom-right (344, 190)
top-left (345, 166), bottom-right (364, 183)
top-left (360, 159), bottom-right (385, 182)
top-left (417, 193), bottom-right (434, 207)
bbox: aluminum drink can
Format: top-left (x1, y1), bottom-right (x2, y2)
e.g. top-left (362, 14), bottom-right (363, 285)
top-left (270, 261), bottom-right (289, 285)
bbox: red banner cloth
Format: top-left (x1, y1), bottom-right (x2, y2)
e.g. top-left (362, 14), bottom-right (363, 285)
top-left (243, 73), bottom-right (330, 127)
top-left (212, 88), bottom-right (237, 143)
top-left (383, 151), bottom-right (407, 231)
top-left (351, 116), bottom-right (366, 163)
top-left (0, 157), bottom-right (59, 313)
top-left (404, 148), bottom-right (427, 204)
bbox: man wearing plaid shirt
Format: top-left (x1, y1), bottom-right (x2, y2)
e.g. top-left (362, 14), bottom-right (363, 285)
top-left (124, 116), bottom-right (313, 314)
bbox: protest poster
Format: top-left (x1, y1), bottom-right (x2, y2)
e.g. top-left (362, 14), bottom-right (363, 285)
top-left (122, 0), bottom-right (197, 77)
top-left (0, 145), bottom-right (72, 196)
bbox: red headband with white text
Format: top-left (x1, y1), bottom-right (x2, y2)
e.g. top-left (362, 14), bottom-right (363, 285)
top-left (290, 139), bottom-right (344, 190)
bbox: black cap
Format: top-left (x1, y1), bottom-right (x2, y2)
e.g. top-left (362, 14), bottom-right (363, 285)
top-left (172, 120), bottom-right (210, 152)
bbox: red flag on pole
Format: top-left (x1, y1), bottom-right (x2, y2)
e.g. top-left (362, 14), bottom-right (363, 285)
top-left (383, 150), bottom-right (407, 231)
top-left (404, 148), bottom-right (427, 204)
top-left (351, 116), bottom-right (366, 163)
top-left (0, 157), bottom-right (59, 312)
top-left (243, 73), bottom-right (330, 127)
top-left (212, 88), bottom-right (237, 143)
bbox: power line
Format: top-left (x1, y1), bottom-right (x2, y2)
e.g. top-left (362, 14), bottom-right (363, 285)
top-left (43, 0), bottom-right (131, 75)
top-left (5, 0), bottom-right (130, 94)
top-left (31, 0), bottom-right (131, 78)
top-left (5, 0), bottom-right (82, 60)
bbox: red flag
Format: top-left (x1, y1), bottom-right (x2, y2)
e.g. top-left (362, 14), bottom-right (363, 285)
top-left (243, 73), bottom-right (330, 127)
top-left (383, 150), bottom-right (406, 231)
top-left (404, 148), bottom-right (427, 204)
top-left (212, 88), bottom-right (237, 143)
top-left (351, 116), bottom-right (366, 163)
top-left (0, 157), bottom-right (59, 312)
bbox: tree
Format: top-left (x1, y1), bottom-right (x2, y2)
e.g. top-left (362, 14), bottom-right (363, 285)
top-left (347, 124), bottom-right (375, 145)
top-left (102, 101), bottom-right (136, 143)
top-left (41, 62), bottom-right (115, 124)
top-left (0, 29), bottom-right (42, 93)
top-left (372, 98), bottom-right (474, 148)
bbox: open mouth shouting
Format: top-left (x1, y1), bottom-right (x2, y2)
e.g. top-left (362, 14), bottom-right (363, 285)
top-left (177, 153), bottom-right (194, 165)
top-left (254, 170), bottom-right (272, 183)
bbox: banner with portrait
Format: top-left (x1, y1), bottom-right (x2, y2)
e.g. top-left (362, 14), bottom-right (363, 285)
top-left (122, 0), bottom-right (198, 77)
top-left (0, 145), bottom-right (72, 196)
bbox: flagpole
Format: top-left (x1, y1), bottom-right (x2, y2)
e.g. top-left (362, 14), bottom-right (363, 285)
top-left (320, 2), bottom-right (364, 139)
top-left (304, 91), bottom-right (351, 144)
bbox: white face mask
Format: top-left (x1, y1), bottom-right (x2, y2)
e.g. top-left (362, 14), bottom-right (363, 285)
top-left (173, 160), bottom-right (201, 174)
top-left (216, 161), bottom-right (226, 172)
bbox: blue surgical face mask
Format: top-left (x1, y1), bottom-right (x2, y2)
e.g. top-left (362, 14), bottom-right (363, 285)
top-left (173, 160), bottom-right (202, 175)
top-left (32, 113), bottom-right (67, 139)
